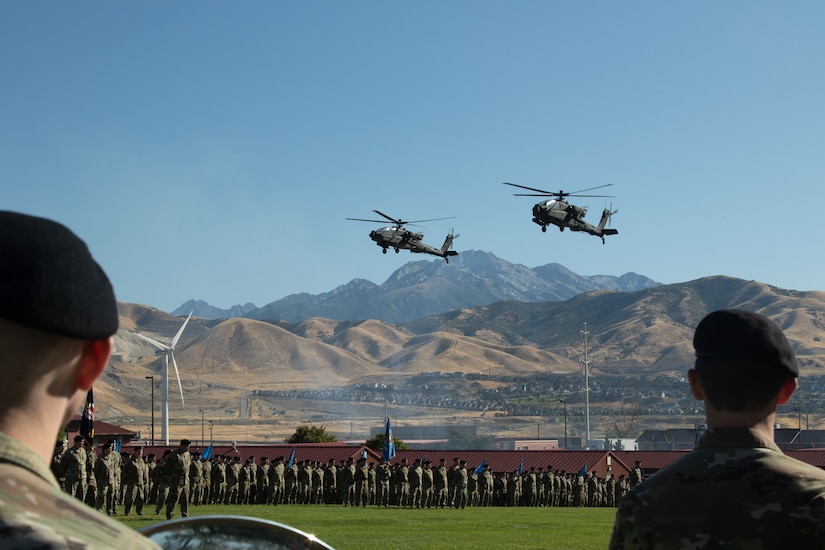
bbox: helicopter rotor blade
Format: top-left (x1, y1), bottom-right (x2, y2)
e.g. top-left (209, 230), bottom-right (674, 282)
top-left (372, 210), bottom-right (405, 225)
top-left (346, 217), bottom-right (392, 223)
top-left (566, 184), bottom-right (614, 195)
top-left (503, 182), bottom-right (553, 195)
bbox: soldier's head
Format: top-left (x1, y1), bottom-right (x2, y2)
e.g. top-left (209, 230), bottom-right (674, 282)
top-left (691, 309), bottom-right (798, 414)
top-left (0, 212), bottom-right (117, 455)
top-left (179, 439), bottom-right (191, 451)
top-left (73, 435), bottom-right (84, 448)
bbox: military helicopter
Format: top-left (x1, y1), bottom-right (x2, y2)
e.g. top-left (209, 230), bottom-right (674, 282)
top-left (346, 210), bottom-right (459, 263)
top-left (503, 182), bottom-right (619, 244)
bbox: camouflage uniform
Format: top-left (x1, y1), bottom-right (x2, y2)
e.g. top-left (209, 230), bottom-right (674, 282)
top-left (610, 428), bottom-right (825, 549)
top-left (0, 432), bottom-right (159, 549)
top-left (59, 441), bottom-right (87, 501)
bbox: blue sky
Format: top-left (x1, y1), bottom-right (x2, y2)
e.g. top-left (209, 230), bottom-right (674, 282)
top-left (3, 2), bottom-right (823, 313)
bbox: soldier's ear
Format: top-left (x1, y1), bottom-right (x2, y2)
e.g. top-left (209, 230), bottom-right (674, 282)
top-left (687, 369), bottom-right (704, 401)
top-left (75, 337), bottom-right (112, 390)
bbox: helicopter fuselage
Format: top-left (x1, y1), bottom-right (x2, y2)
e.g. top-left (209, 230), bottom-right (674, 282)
top-left (531, 199), bottom-right (617, 242)
top-left (369, 226), bottom-right (423, 250)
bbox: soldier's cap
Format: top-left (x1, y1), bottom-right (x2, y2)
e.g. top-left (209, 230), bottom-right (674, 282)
top-left (180, 438), bottom-right (191, 446)
top-left (101, 443), bottom-right (112, 450)
top-left (694, 309), bottom-right (798, 377)
top-left (423, 460), bottom-right (430, 464)
top-left (0, 211), bottom-right (118, 340)
top-left (234, 456), bottom-right (241, 460)
top-left (73, 435), bottom-right (84, 442)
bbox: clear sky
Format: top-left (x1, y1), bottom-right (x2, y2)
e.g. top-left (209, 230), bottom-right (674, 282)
top-left (2, 2), bottom-right (823, 313)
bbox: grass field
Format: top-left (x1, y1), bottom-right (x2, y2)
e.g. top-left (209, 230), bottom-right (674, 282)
top-left (118, 504), bottom-right (617, 549)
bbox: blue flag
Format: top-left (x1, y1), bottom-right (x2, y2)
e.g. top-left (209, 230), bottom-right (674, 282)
top-left (201, 445), bottom-right (213, 460)
top-left (475, 460), bottom-right (487, 475)
top-left (287, 447), bottom-right (296, 468)
top-left (79, 388), bottom-right (94, 443)
top-left (517, 459), bottom-right (523, 476)
top-left (383, 417), bottom-right (396, 460)
top-left (361, 449), bottom-right (367, 459)
top-left (579, 463), bottom-right (588, 476)
top-left (113, 439), bottom-right (122, 452)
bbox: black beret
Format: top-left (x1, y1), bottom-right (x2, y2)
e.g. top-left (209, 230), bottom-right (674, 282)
top-left (0, 211), bottom-right (117, 339)
top-left (180, 439), bottom-right (191, 446)
top-left (694, 309), bottom-right (798, 377)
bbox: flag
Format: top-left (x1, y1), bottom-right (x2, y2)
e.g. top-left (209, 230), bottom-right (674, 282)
top-left (113, 440), bottom-right (121, 452)
top-left (79, 388), bottom-right (94, 443)
top-left (579, 463), bottom-right (588, 477)
top-left (361, 449), bottom-right (367, 459)
top-left (475, 460), bottom-right (487, 475)
top-left (517, 459), bottom-right (523, 476)
top-left (383, 417), bottom-right (396, 460)
top-left (201, 445), bottom-right (213, 460)
top-left (287, 447), bottom-right (296, 468)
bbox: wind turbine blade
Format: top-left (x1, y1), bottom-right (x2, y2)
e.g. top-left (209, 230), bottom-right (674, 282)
top-left (133, 332), bottom-right (170, 351)
top-left (170, 312), bottom-right (192, 349)
top-left (171, 352), bottom-right (185, 407)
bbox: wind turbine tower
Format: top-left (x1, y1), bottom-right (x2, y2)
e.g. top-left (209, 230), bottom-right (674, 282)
top-left (134, 312), bottom-right (192, 445)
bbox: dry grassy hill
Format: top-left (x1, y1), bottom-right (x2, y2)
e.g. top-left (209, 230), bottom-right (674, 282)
top-left (95, 276), bottom-right (825, 444)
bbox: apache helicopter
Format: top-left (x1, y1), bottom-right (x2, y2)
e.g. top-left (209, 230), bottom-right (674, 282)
top-left (346, 210), bottom-right (459, 263)
top-left (503, 182), bottom-right (619, 244)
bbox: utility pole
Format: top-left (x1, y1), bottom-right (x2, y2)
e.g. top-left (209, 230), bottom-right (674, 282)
top-left (580, 323), bottom-right (592, 447)
top-left (145, 376), bottom-right (154, 446)
top-left (560, 399), bottom-right (568, 449)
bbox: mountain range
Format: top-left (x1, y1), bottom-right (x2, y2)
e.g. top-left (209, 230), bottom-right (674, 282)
top-left (172, 250), bottom-right (660, 323)
top-left (103, 254), bottom-right (825, 441)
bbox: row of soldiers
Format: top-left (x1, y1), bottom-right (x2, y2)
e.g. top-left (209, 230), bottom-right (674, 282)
top-left (52, 436), bottom-right (192, 519)
top-left (54, 437), bottom-right (646, 514)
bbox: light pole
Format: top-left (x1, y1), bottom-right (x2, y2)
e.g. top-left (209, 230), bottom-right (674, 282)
top-left (208, 420), bottom-right (214, 447)
top-left (200, 409), bottom-right (204, 448)
top-left (580, 323), bottom-right (592, 447)
top-left (145, 376), bottom-right (154, 446)
top-left (560, 399), bottom-right (568, 450)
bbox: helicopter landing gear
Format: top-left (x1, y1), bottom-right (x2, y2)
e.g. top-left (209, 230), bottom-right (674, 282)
top-left (541, 226), bottom-right (547, 233)
top-left (394, 248), bottom-right (400, 253)
top-left (382, 248), bottom-right (387, 254)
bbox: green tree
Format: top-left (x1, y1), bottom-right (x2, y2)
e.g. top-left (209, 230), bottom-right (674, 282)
top-left (446, 428), bottom-right (497, 450)
top-left (286, 424), bottom-right (337, 443)
top-left (365, 432), bottom-right (408, 453)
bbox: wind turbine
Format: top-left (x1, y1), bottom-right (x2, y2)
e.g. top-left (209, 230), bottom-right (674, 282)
top-left (134, 312), bottom-right (192, 445)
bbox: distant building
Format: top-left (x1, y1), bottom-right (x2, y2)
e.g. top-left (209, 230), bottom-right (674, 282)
top-left (636, 427), bottom-right (825, 451)
top-left (369, 424), bottom-right (477, 440)
top-left (64, 415), bottom-right (137, 447)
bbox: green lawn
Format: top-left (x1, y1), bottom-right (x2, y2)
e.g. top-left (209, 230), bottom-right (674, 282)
top-left (118, 504), bottom-right (617, 550)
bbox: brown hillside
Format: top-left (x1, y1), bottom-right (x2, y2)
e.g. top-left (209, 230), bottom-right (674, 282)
top-left (379, 331), bottom-right (579, 376)
top-left (177, 318), bottom-right (380, 389)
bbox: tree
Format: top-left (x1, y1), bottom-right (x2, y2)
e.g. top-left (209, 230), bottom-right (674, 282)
top-left (606, 403), bottom-right (643, 439)
top-left (365, 432), bottom-right (408, 453)
top-left (445, 428), bottom-right (497, 450)
top-left (286, 424), bottom-right (337, 443)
